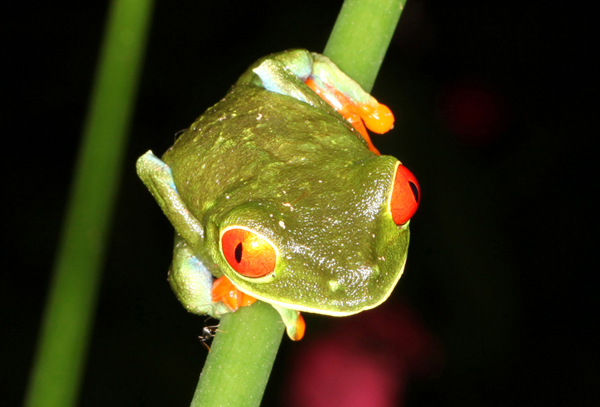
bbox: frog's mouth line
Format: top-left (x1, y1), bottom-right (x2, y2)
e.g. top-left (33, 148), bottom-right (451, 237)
top-left (230, 258), bottom-right (407, 316)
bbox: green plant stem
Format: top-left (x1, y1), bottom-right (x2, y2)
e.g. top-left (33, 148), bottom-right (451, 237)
top-left (24, 1), bottom-right (154, 406)
top-left (324, 0), bottom-right (407, 92)
top-left (191, 302), bottom-right (285, 407)
top-left (190, 1), bottom-right (407, 406)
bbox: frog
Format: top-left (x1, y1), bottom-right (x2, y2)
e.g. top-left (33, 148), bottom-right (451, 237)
top-left (136, 49), bottom-right (420, 341)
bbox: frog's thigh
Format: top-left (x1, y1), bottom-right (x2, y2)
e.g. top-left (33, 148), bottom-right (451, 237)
top-left (310, 53), bottom-right (374, 106)
top-left (169, 234), bottom-right (230, 318)
top-left (270, 49), bottom-right (313, 80)
top-left (252, 59), bottom-right (315, 105)
top-left (251, 50), bottom-right (328, 109)
top-left (136, 151), bottom-right (204, 247)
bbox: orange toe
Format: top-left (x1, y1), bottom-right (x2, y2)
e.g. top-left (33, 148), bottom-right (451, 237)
top-left (358, 102), bottom-right (394, 134)
top-left (212, 276), bottom-right (256, 312)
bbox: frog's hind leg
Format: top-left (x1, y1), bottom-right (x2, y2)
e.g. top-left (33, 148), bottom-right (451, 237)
top-left (238, 49), bottom-right (331, 111)
top-left (305, 76), bottom-right (381, 155)
top-left (304, 54), bottom-right (397, 155)
top-left (309, 53), bottom-right (394, 136)
top-left (136, 151), bottom-right (204, 248)
top-left (169, 234), bottom-right (230, 319)
top-left (238, 49), bottom-right (394, 155)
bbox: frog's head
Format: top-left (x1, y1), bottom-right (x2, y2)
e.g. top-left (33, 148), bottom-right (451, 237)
top-left (204, 154), bottom-right (419, 316)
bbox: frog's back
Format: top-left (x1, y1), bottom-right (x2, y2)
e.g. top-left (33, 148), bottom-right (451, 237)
top-left (162, 84), bottom-right (373, 216)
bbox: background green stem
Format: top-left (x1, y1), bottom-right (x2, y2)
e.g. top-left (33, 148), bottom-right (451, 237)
top-left (24, 1), bottom-right (154, 406)
top-left (190, 0), bottom-right (407, 406)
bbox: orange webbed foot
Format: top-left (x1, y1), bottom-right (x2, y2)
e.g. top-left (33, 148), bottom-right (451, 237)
top-left (212, 275), bottom-right (257, 312)
top-left (305, 78), bottom-right (391, 156)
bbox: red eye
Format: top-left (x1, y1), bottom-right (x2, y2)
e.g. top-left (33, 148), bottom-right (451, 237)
top-left (221, 227), bottom-right (277, 278)
top-left (390, 163), bottom-right (420, 225)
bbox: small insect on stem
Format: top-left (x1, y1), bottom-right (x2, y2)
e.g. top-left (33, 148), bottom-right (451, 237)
top-left (199, 325), bottom-right (222, 352)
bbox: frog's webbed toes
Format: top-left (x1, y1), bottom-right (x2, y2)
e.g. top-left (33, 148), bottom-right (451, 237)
top-left (271, 304), bottom-right (306, 341)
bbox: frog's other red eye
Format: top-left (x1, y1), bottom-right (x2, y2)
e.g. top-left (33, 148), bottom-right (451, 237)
top-left (221, 227), bottom-right (277, 278)
top-left (390, 163), bottom-right (420, 225)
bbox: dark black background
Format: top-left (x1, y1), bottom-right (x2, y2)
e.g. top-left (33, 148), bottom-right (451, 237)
top-left (2, 1), bottom-right (596, 406)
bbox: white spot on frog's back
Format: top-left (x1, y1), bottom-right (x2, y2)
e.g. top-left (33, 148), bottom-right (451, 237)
top-left (279, 220), bottom-right (286, 229)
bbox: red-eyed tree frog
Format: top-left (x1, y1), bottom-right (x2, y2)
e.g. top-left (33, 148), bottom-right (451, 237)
top-left (136, 49), bottom-right (420, 341)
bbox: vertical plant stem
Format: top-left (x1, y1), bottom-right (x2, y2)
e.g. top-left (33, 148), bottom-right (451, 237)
top-left (190, 1), bottom-right (407, 406)
top-left (24, 1), bottom-right (154, 406)
top-left (324, 0), bottom-right (407, 92)
top-left (191, 302), bottom-right (285, 407)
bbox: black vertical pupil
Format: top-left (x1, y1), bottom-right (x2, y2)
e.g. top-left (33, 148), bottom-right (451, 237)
top-left (409, 181), bottom-right (420, 203)
top-left (234, 243), bottom-right (243, 263)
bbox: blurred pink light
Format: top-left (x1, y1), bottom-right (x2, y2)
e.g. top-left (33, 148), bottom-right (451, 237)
top-left (438, 81), bottom-right (506, 145)
top-left (284, 302), bottom-right (443, 407)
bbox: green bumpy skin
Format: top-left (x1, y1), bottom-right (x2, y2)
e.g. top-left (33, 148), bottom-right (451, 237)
top-left (137, 49), bottom-right (411, 338)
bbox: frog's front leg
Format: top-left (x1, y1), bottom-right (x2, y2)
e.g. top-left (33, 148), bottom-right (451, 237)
top-left (169, 234), bottom-right (230, 318)
top-left (270, 304), bottom-right (306, 342)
